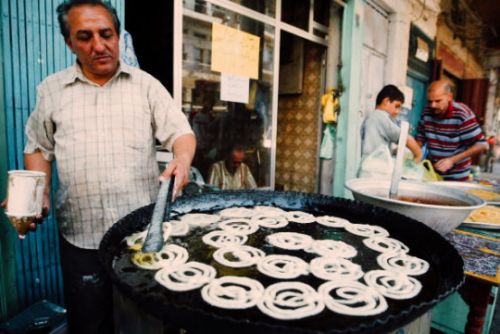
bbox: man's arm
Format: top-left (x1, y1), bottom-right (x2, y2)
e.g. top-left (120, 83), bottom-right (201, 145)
top-left (160, 133), bottom-right (196, 196)
top-left (406, 136), bottom-right (423, 162)
top-left (434, 142), bottom-right (488, 173)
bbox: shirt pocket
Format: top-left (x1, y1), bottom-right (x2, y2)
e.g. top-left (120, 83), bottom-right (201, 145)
top-left (120, 105), bottom-right (153, 150)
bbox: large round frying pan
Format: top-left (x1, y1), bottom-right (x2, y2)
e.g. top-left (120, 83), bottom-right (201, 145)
top-left (99, 191), bottom-right (463, 334)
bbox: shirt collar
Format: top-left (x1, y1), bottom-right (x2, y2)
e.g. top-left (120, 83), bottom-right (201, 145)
top-left (62, 61), bottom-right (132, 86)
top-left (445, 100), bottom-right (455, 118)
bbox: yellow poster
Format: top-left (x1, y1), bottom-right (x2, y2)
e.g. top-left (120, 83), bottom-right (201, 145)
top-left (211, 23), bottom-right (260, 80)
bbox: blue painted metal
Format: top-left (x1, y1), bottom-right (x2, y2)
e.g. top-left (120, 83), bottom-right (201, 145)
top-left (1, 0), bottom-right (124, 311)
top-left (407, 72), bottom-right (429, 136)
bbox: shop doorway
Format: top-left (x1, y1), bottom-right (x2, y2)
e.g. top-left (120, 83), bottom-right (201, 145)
top-left (275, 32), bottom-right (326, 192)
top-left (124, 1), bottom-right (174, 92)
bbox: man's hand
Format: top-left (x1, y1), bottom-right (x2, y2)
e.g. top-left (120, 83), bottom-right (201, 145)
top-left (413, 152), bottom-right (423, 163)
top-left (160, 134), bottom-right (196, 198)
top-left (1, 193), bottom-right (49, 237)
top-left (160, 157), bottom-right (191, 198)
top-left (434, 157), bottom-right (455, 173)
top-left (32, 192), bottom-right (51, 227)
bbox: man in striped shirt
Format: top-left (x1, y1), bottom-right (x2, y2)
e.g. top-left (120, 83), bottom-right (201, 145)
top-left (416, 80), bottom-right (487, 181)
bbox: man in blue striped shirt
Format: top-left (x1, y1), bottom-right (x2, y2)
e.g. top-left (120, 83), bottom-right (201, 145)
top-left (416, 80), bottom-right (487, 181)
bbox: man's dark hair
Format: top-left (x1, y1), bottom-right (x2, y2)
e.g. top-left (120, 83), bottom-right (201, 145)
top-left (375, 85), bottom-right (405, 106)
top-left (56, 0), bottom-right (121, 39)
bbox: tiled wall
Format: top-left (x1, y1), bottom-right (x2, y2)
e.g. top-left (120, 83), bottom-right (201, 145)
top-left (276, 42), bottom-right (323, 192)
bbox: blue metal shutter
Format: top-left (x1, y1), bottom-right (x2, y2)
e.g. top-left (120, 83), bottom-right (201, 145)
top-left (2, 0), bottom-right (124, 309)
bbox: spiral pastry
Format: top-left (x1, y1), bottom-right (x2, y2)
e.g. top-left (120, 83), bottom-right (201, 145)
top-left (364, 270), bottom-right (422, 300)
top-left (213, 246), bottom-right (265, 268)
top-left (258, 282), bottom-right (325, 320)
top-left (180, 213), bottom-right (220, 227)
top-left (309, 239), bottom-right (357, 258)
top-left (344, 224), bottom-right (389, 238)
top-left (254, 206), bottom-right (287, 217)
top-left (167, 220), bottom-right (190, 237)
top-left (266, 232), bottom-right (314, 250)
top-left (218, 218), bottom-right (260, 236)
top-left (316, 215), bottom-right (351, 228)
top-left (377, 252), bottom-right (429, 276)
top-left (318, 280), bottom-right (388, 316)
top-left (124, 230), bottom-right (147, 251)
top-left (363, 237), bottom-right (409, 254)
top-left (310, 256), bottom-right (364, 281)
top-left (251, 215), bottom-right (289, 229)
top-left (201, 276), bottom-right (264, 309)
top-left (155, 261), bottom-right (216, 291)
top-left (132, 244), bottom-right (189, 270)
top-left (285, 211), bottom-right (317, 224)
top-left (202, 230), bottom-right (248, 248)
top-left (257, 255), bottom-right (309, 279)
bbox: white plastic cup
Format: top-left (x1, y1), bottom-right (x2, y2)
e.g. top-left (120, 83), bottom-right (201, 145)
top-left (5, 170), bottom-right (46, 238)
top-left (6, 170), bottom-right (46, 217)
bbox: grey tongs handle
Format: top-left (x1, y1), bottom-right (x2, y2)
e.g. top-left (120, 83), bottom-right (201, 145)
top-left (141, 176), bottom-right (175, 253)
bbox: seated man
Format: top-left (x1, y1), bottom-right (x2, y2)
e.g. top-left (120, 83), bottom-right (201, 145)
top-left (208, 144), bottom-right (257, 190)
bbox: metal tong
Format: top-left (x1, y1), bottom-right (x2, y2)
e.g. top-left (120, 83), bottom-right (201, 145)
top-left (141, 175), bottom-right (175, 253)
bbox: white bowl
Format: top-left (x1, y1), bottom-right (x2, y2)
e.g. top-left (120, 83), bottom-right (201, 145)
top-left (345, 178), bottom-right (485, 235)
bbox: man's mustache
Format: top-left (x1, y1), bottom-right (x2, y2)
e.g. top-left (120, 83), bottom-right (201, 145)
top-left (93, 52), bottom-right (113, 59)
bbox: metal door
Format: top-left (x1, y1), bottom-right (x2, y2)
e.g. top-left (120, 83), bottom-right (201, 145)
top-left (406, 73), bottom-right (428, 135)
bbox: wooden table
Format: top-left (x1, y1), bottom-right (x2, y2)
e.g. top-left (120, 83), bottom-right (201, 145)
top-left (445, 228), bottom-right (500, 334)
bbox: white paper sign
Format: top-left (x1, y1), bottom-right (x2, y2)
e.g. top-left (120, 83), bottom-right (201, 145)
top-left (220, 73), bottom-right (249, 104)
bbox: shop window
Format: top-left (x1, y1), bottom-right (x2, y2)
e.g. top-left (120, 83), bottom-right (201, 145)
top-left (183, 4), bottom-right (275, 188)
top-left (313, 0), bottom-right (330, 26)
top-left (229, 0), bottom-right (276, 17)
top-left (194, 32), bottom-right (207, 40)
top-left (281, 0), bottom-right (309, 30)
top-left (194, 0), bottom-right (207, 13)
top-left (193, 47), bottom-right (203, 63)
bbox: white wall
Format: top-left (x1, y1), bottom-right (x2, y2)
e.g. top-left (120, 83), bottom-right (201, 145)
top-left (370, 0), bottom-right (440, 87)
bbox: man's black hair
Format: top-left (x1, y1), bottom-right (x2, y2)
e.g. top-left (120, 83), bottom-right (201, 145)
top-left (375, 84), bottom-right (405, 106)
top-left (56, 0), bottom-right (121, 39)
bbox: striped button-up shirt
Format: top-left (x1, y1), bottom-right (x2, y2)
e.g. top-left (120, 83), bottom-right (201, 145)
top-left (416, 101), bottom-right (485, 181)
top-left (25, 63), bottom-right (193, 249)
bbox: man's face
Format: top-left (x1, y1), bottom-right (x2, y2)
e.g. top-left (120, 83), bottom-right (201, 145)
top-left (231, 149), bottom-right (245, 167)
top-left (427, 88), bottom-right (452, 117)
top-left (65, 5), bottom-right (119, 84)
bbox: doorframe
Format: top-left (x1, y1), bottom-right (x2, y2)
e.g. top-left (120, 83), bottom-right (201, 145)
top-left (333, 0), bottom-right (365, 197)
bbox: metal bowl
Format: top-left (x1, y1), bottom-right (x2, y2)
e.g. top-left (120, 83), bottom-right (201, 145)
top-left (345, 178), bottom-right (486, 235)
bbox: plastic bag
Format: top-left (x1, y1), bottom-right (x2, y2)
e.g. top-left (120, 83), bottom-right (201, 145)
top-left (358, 145), bottom-right (394, 179)
top-left (402, 159), bottom-right (443, 182)
top-left (320, 124), bottom-right (336, 159)
top-left (358, 144), bottom-right (443, 182)
top-left (321, 89), bottom-right (340, 124)
top-left (421, 160), bottom-right (443, 181)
